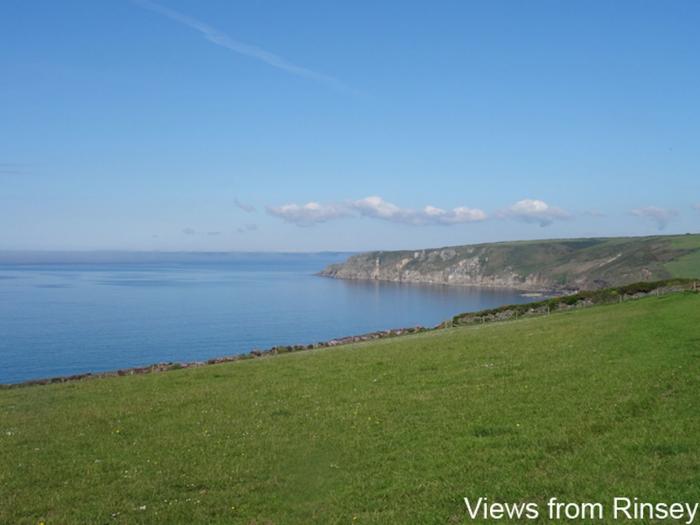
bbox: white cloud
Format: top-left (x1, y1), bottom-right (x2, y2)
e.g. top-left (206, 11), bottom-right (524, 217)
top-left (267, 196), bottom-right (487, 227)
top-left (631, 206), bottom-right (678, 230)
top-left (352, 196), bottom-right (486, 225)
top-left (352, 196), bottom-right (411, 222)
top-left (503, 199), bottom-right (570, 227)
top-left (266, 202), bottom-right (350, 227)
top-left (422, 205), bottom-right (487, 224)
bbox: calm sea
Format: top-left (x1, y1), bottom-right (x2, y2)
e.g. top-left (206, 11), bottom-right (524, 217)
top-left (0, 254), bottom-right (533, 384)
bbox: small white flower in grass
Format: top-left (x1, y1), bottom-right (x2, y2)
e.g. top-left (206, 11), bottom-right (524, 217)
top-left (139, 505), bottom-right (147, 511)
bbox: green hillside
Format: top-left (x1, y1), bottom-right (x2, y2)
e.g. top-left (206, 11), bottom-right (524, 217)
top-left (321, 233), bottom-right (700, 291)
top-left (2, 292), bottom-right (699, 523)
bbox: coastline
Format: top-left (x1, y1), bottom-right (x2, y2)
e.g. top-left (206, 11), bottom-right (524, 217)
top-left (316, 272), bottom-right (570, 295)
top-left (1, 325), bottom-right (430, 389)
top-left (2, 278), bottom-right (695, 389)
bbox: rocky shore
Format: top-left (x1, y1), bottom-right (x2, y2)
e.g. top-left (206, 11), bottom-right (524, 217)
top-left (2, 326), bottom-right (429, 388)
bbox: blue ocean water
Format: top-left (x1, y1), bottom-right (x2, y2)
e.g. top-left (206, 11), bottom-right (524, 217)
top-left (0, 254), bottom-right (534, 384)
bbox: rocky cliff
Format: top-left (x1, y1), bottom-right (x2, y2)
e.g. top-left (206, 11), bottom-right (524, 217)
top-left (319, 234), bottom-right (700, 292)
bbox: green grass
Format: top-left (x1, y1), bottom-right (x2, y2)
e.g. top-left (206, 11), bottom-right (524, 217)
top-left (669, 235), bottom-right (700, 250)
top-left (666, 251), bottom-right (700, 278)
top-left (665, 236), bottom-right (700, 278)
top-left (2, 294), bottom-right (700, 524)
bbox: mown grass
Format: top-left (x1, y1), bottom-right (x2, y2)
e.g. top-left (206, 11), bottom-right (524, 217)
top-left (1, 293), bottom-right (699, 524)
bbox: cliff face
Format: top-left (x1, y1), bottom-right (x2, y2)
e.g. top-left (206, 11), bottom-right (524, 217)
top-left (319, 234), bottom-right (700, 292)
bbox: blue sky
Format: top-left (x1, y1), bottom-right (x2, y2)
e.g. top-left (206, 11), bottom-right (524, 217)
top-left (1, 0), bottom-right (699, 251)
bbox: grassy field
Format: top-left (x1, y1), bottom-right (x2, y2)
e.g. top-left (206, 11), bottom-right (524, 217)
top-left (1, 293), bottom-right (699, 524)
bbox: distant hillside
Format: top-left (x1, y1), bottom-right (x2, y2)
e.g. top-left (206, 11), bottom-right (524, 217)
top-left (320, 234), bottom-right (700, 292)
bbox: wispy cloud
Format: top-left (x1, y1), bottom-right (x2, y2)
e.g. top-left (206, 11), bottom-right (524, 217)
top-left (582, 209), bottom-right (607, 218)
top-left (501, 199), bottom-right (570, 227)
top-left (236, 223), bottom-right (258, 233)
top-left (0, 163), bottom-right (28, 175)
top-left (234, 198), bottom-right (256, 213)
top-left (267, 196), bottom-right (487, 227)
top-left (631, 206), bottom-right (678, 230)
top-left (693, 203), bottom-right (700, 212)
top-left (133, 0), bottom-right (350, 92)
top-left (182, 227), bottom-right (228, 236)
